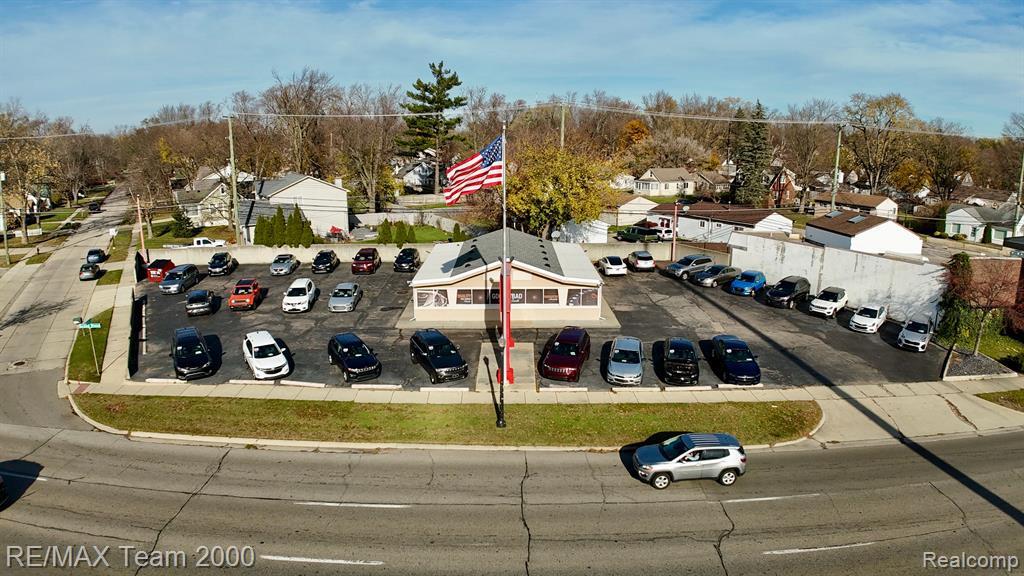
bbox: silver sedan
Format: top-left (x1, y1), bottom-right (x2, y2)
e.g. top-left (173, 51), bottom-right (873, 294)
top-left (605, 336), bottom-right (644, 386)
top-left (269, 254), bottom-right (299, 276)
top-left (328, 282), bottom-right (362, 312)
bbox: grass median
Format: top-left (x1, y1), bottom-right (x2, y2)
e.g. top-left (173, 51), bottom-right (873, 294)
top-left (25, 252), bottom-right (53, 265)
top-left (72, 394), bottom-right (820, 447)
top-left (96, 269), bottom-right (123, 286)
top-left (977, 390), bottom-right (1024, 413)
top-left (67, 308), bottom-right (113, 383)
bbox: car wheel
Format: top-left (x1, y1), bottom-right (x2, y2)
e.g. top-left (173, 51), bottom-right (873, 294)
top-left (718, 469), bottom-right (739, 486)
top-left (429, 371), bottom-right (437, 385)
top-left (711, 280), bottom-right (718, 287)
top-left (680, 272), bottom-right (688, 280)
top-left (650, 472), bottom-right (672, 490)
top-left (328, 355), bottom-right (334, 365)
top-left (343, 370), bottom-right (350, 383)
top-left (787, 300), bottom-right (795, 309)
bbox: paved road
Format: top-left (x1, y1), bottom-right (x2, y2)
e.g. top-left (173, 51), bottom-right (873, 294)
top-left (0, 423), bottom-right (1021, 575)
top-left (0, 188), bottom-right (128, 429)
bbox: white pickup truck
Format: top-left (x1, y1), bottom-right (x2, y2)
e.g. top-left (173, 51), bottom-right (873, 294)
top-left (166, 237), bottom-right (227, 249)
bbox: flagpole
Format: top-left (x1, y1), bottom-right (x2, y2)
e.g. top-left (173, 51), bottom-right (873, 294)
top-left (496, 123), bottom-right (509, 428)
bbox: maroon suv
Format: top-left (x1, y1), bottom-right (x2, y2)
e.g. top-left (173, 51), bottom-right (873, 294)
top-left (539, 327), bottom-right (591, 382)
top-left (351, 248), bottom-right (381, 274)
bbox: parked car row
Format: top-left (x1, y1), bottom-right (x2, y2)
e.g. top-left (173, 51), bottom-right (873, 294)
top-left (538, 326), bottom-right (761, 386)
top-left (662, 254), bottom-right (935, 352)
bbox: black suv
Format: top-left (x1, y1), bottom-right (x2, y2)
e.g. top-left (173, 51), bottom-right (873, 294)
top-left (328, 332), bottom-right (382, 383)
top-left (660, 337), bottom-right (700, 386)
top-left (171, 327), bottom-right (214, 381)
top-left (311, 249), bottom-right (340, 273)
top-left (394, 248), bottom-right (421, 272)
top-left (410, 329), bottom-right (469, 384)
top-left (765, 275), bottom-right (811, 309)
top-left (709, 335), bottom-right (761, 385)
top-left (207, 252), bottom-right (237, 276)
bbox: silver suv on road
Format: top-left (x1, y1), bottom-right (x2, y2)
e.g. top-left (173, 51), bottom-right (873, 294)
top-left (633, 433), bottom-right (747, 489)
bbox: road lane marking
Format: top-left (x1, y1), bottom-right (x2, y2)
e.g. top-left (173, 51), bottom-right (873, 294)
top-left (260, 555), bottom-right (383, 566)
top-left (0, 470), bottom-right (49, 482)
top-left (296, 501), bottom-right (409, 509)
top-left (763, 542), bottom-right (876, 555)
top-left (722, 493), bottom-right (821, 504)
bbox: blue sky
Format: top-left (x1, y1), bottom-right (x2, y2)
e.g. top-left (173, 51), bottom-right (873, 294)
top-left (1, 0), bottom-right (1021, 136)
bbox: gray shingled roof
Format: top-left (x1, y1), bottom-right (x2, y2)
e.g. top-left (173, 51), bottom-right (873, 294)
top-left (236, 199), bottom-right (280, 229)
top-left (949, 203), bottom-right (1017, 225)
top-left (643, 167), bottom-right (695, 182)
top-left (253, 172), bottom-right (310, 199)
top-left (452, 228), bottom-right (564, 277)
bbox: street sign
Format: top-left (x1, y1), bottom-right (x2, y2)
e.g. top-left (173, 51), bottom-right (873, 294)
top-left (78, 322), bottom-right (101, 330)
top-left (109, 228), bottom-right (117, 237)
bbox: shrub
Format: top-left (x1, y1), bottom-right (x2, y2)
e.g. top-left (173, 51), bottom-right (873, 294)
top-left (394, 221), bottom-right (408, 248)
top-left (378, 220), bottom-right (392, 244)
top-left (406, 226), bottom-right (417, 244)
top-left (951, 233), bottom-right (967, 241)
top-left (170, 208), bottom-right (196, 237)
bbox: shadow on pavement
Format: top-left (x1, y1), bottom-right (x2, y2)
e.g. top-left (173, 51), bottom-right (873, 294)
top-left (618, 432), bottom-right (693, 481)
top-left (0, 300), bottom-right (72, 331)
top-left (0, 460), bottom-right (43, 512)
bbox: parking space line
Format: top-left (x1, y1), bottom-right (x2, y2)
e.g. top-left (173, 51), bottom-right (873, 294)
top-left (762, 542), bottom-right (875, 555)
top-left (296, 501), bottom-right (409, 509)
top-left (722, 493), bottom-right (821, 504)
top-left (260, 555), bottom-right (384, 566)
top-left (352, 383), bottom-right (402, 390)
top-left (0, 470), bottom-right (50, 482)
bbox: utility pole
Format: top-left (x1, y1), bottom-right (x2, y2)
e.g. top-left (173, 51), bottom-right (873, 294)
top-left (227, 115), bottom-right (243, 246)
top-left (134, 189), bottom-right (147, 263)
top-left (830, 125), bottom-right (844, 211)
top-left (560, 104), bottom-right (567, 149)
top-left (671, 202), bottom-right (678, 261)
top-left (1016, 147), bottom-right (1024, 236)
top-left (0, 171), bottom-right (9, 266)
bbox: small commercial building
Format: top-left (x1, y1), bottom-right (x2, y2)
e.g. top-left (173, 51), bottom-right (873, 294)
top-left (646, 202), bottom-right (794, 244)
top-left (811, 192), bottom-right (899, 220)
top-left (805, 211), bottom-right (922, 256)
top-left (409, 229), bottom-right (603, 324)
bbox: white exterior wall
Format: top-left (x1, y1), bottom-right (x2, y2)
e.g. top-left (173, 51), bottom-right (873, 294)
top-left (944, 210), bottom-right (985, 242)
top-left (729, 233), bottom-right (944, 322)
top-left (848, 221), bottom-right (922, 255)
top-left (633, 171), bottom-right (696, 197)
top-left (873, 198), bottom-right (899, 220)
top-left (804, 226), bottom-right (853, 250)
top-left (268, 179), bottom-right (349, 235)
top-left (613, 197), bottom-right (658, 226)
top-left (558, 220), bottom-right (609, 243)
top-left (752, 213), bottom-right (794, 235)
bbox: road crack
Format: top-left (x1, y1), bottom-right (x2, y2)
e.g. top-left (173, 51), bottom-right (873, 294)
top-left (520, 452), bottom-right (532, 576)
top-left (714, 502), bottom-right (735, 576)
top-left (929, 481), bottom-right (995, 552)
top-left (940, 396), bottom-right (978, 430)
top-left (0, 517), bottom-right (149, 545)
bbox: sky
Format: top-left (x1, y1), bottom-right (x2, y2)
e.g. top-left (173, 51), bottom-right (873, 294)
top-left (1, 0), bottom-right (1021, 136)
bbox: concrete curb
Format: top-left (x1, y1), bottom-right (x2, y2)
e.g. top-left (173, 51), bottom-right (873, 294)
top-left (279, 380), bottom-right (327, 388)
top-left (942, 371), bottom-right (1019, 382)
top-left (67, 393), bottom-right (130, 436)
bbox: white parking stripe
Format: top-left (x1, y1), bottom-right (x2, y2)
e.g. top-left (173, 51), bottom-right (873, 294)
top-left (0, 470), bottom-right (49, 482)
top-left (260, 555), bottom-right (383, 566)
top-left (722, 493), bottom-right (820, 504)
top-left (296, 501), bottom-right (409, 509)
top-left (763, 542), bottom-right (876, 555)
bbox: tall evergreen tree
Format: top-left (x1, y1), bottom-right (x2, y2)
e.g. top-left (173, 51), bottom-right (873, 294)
top-left (254, 216), bottom-right (268, 246)
top-left (378, 220), bottom-right (392, 244)
top-left (270, 207), bottom-right (286, 246)
top-left (394, 221), bottom-right (408, 248)
top-left (300, 225), bottom-right (314, 247)
top-left (397, 62), bottom-right (468, 194)
top-left (734, 102), bottom-right (772, 206)
top-left (406, 226), bottom-right (417, 244)
top-left (286, 206), bottom-right (304, 246)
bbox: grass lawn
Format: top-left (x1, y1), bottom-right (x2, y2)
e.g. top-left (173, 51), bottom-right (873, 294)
top-left (407, 224), bottom-right (450, 243)
top-left (977, 390), bottom-right (1024, 413)
top-left (0, 253), bottom-right (25, 267)
top-left (979, 332), bottom-right (1024, 372)
top-left (67, 308), bottom-right (113, 383)
top-left (24, 252), bottom-right (53, 265)
top-left (38, 208), bottom-right (77, 232)
top-left (408, 202), bottom-right (451, 210)
top-left (96, 269), bottom-right (123, 286)
top-left (144, 223), bottom-right (235, 248)
top-left (72, 395), bottom-right (820, 446)
top-left (782, 209), bottom-right (815, 229)
top-left (643, 195), bottom-right (682, 204)
top-left (107, 229), bottom-right (133, 262)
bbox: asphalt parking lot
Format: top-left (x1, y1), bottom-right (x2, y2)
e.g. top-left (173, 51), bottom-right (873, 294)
top-left (135, 261), bottom-right (944, 390)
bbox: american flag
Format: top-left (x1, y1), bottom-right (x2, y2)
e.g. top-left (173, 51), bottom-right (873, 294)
top-left (444, 135), bottom-right (503, 206)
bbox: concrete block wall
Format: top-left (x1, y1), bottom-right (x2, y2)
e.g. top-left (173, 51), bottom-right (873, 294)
top-left (729, 233), bottom-right (945, 321)
top-left (351, 211), bottom-right (464, 233)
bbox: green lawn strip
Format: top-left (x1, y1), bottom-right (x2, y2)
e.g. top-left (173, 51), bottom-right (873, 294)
top-left (72, 395), bottom-right (821, 446)
top-left (977, 390), bottom-right (1024, 413)
top-left (408, 202), bottom-right (451, 210)
top-left (67, 308), bottom-right (114, 382)
top-left (24, 252), bottom-right (53, 265)
top-left (408, 224), bottom-right (449, 243)
top-left (144, 224), bottom-right (235, 248)
top-left (96, 269), bottom-right (123, 286)
top-left (978, 332), bottom-right (1024, 371)
top-left (782, 209), bottom-right (816, 229)
top-left (0, 253), bottom-right (24, 267)
top-left (107, 230), bottom-right (133, 262)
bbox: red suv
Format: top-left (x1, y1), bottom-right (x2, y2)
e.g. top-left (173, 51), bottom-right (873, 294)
top-left (228, 278), bottom-right (262, 310)
top-left (539, 327), bottom-right (591, 382)
top-left (351, 248), bottom-right (381, 274)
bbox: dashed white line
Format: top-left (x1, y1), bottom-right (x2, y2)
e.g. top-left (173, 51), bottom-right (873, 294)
top-left (763, 542), bottom-right (876, 555)
top-left (0, 471), bottom-right (49, 482)
top-left (722, 493), bottom-right (821, 504)
top-left (296, 501), bottom-right (409, 509)
top-left (260, 555), bottom-right (384, 566)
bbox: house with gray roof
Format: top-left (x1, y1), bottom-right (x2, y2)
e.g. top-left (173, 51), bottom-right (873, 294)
top-left (944, 204), bottom-right (1024, 246)
top-left (409, 229), bottom-right (604, 325)
top-left (173, 166), bottom-right (255, 227)
top-left (633, 167), bottom-right (697, 198)
top-left (252, 172), bottom-right (350, 240)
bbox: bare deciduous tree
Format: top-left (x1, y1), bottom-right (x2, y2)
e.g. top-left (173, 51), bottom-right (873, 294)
top-left (843, 93), bottom-right (918, 194)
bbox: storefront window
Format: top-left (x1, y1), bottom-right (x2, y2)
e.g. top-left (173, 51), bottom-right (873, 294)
top-left (416, 289), bottom-right (449, 307)
top-left (567, 288), bottom-right (599, 306)
top-left (543, 289), bottom-right (559, 304)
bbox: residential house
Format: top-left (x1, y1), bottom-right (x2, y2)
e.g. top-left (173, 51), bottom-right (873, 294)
top-left (601, 193), bottom-right (658, 227)
top-left (252, 172), bottom-right (350, 239)
top-left (766, 165), bottom-right (800, 208)
top-left (235, 199), bottom-right (281, 245)
top-left (173, 166), bottom-right (255, 226)
top-left (394, 160), bottom-right (435, 193)
top-left (633, 168), bottom-right (697, 198)
top-left (811, 192), bottom-right (899, 220)
top-left (805, 211), bottom-right (922, 256)
top-left (610, 173), bottom-right (635, 190)
top-left (949, 186), bottom-right (1017, 209)
top-left (647, 201), bottom-right (794, 244)
top-left (944, 204), bottom-right (1024, 246)
top-left (557, 219), bottom-right (610, 244)
top-left (695, 171), bottom-right (731, 198)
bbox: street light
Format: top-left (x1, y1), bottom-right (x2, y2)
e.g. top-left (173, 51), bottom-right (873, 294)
top-left (0, 171), bottom-right (9, 266)
top-left (73, 316), bottom-right (101, 378)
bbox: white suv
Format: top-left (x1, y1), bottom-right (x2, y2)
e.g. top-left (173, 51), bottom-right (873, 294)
top-left (242, 331), bottom-right (289, 380)
top-left (281, 278), bottom-right (316, 313)
top-left (849, 304), bottom-right (887, 333)
top-left (809, 287), bottom-right (848, 318)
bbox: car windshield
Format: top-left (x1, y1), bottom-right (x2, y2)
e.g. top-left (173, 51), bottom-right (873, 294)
top-left (427, 342), bottom-right (458, 357)
top-left (857, 307), bottom-right (880, 318)
top-left (333, 288), bottom-right (354, 298)
top-left (611, 348), bottom-right (640, 364)
top-left (286, 287), bottom-right (307, 297)
top-left (174, 340), bottom-right (205, 359)
top-left (399, 250), bottom-right (415, 259)
top-left (234, 285), bottom-right (253, 295)
top-left (636, 253), bottom-right (653, 261)
top-left (705, 265), bottom-right (725, 275)
top-left (606, 256), bottom-right (623, 265)
top-left (252, 344), bottom-right (280, 359)
top-left (818, 290), bottom-right (841, 302)
top-left (88, 250), bottom-right (102, 256)
top-left (906, 321), bottom-right (930, 334)
top-left (666, 343), bottom-right (695, 361)
top-left (186, 292), bottom-right (208, 304)
top-left (659, 435), bottom-right (691, 460)
top-left (774, 281), bottom-right (795, 293)
top-left (80, 264), bottom-right (94, 272)
top-left (723, 346), bottom-right (754, 363)
top-left (340, 344), bottom-right (371, 359)
top-left (211, 254), bottom-right (227, 264)
top-left (740, 272), bottom-right (759, 282)
top-left (316, 253), bottom-right (332, 261)
top-left (164, 272), bottom-right (181, 281)
top-left (551, 341), bottom-right (579, 356)
top-left (678, 257), bottom-right (696, 266)
top-left (273, 256), bottom-right (291, 264)
top-left (354, 253), bottom-right (373, 261)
